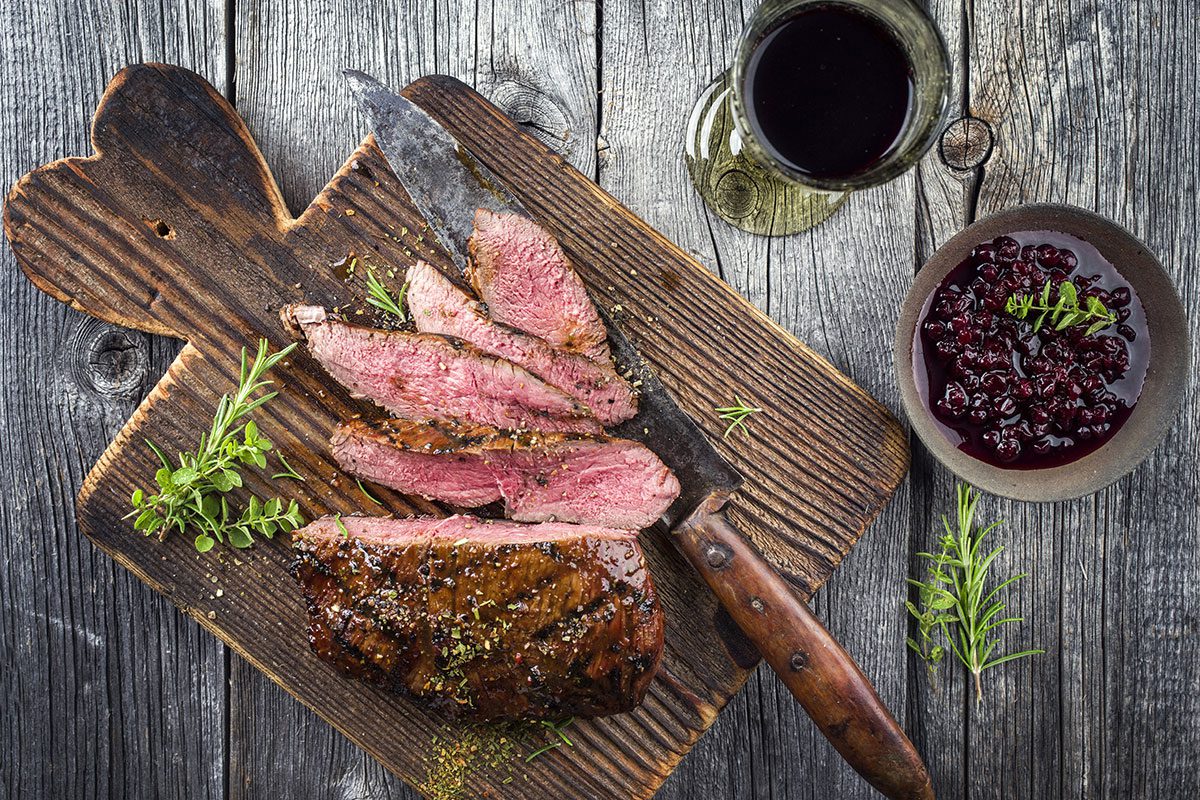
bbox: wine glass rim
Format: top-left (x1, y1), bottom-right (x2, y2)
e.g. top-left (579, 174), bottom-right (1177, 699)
top-left (730, 0), bottom-right (953, 193)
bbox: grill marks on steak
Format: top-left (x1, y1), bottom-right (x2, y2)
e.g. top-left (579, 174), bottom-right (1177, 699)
top-left (332, 418), bottom-right (681, 529)
top-left (407, 260), bottom-right (638, 426)
top-left (292, 515), bottom-right (665, 720)
top-left (283, 304), bottom-right (601, 434)
top-left (468, 210), bottom-right (611, 363)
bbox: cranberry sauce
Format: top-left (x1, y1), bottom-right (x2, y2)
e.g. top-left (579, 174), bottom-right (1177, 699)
top-left (742, 4), bottom-right (915, 180)
top-left (915, 231), bottom-right (1150, 469)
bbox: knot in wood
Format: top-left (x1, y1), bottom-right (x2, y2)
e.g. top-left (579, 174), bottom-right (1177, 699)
top-left (712, 169), bottom-right (760, 220)
top-left (939, 116), bottom-right (995, 171)
top-left (789, 651), bottom-right (808, 672)
top-left (704, 542), bottom-right (733, 569)
top-left (75, 319), bottom-right (148, 399)
top-left (749, 596), bottom-right (766, 614)
top-left (487, 78), bottom-right (573, 159)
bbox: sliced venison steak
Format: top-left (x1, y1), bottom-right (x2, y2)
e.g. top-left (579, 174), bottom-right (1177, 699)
top-left (407, 260), bottom-right (637, 426)
top-left (282, 304), bottom-right (601, 434)
top-left (467, 210), bottom-right (611, 363)
top-left (333, 418), bottom-right (680, 529)
top-left (293, 514), bottom-right (665, 720)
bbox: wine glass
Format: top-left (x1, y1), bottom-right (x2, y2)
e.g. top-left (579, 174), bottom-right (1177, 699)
top-left (685, 0), bottom-right (951, 235)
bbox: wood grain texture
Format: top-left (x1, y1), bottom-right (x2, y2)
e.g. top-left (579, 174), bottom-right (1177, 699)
top-left (949, 2), bottom-right (1199, 798)
top-left (4, 2), bottom-right (1200, 798)
top-left (0, 4), bottom-right (229, 800)
top-left (4, 63), bottom-right (905, 799)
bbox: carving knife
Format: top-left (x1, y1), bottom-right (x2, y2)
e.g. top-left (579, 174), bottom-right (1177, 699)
top-left (345, 69), bottom-right (934, 800)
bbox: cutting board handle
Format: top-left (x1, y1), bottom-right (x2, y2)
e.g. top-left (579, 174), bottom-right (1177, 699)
top-left (4, 64), bottom-right (299, 341)
top-left (674, 498), bottom-right (935, 800)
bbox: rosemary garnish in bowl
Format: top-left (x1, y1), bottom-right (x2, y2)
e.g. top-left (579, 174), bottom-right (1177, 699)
top-left (906, 485), bottom-right (1044, 702)
top-left (126, 338), bottom-right (304, 552)
top-left (1005, 279), bottom-right (1117, 335)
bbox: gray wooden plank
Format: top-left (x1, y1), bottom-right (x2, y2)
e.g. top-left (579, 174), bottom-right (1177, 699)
top-left (0, 2), bottom-right (228, 799)
top-left (961, 2), bottom-right (1200, 798)
top-left (599, 1), bottom-right (927, 798)
top-left (908, 1), bottom-right (975, 798)
top-left (228, 2), bottom-right (597, 796)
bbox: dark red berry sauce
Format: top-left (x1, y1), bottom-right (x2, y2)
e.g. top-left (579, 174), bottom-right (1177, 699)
top-left (915, 231), bottom-right (1150, 469)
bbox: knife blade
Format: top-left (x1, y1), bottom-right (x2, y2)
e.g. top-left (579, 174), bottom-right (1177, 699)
top-left (345, 70), bottom-right (934, 800)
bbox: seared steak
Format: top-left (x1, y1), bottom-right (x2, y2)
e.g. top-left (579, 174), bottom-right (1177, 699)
top-left (468, 210), bottom-right (611, 363)
top-left (332, 418), bottom-right (680, 529)
top-left (407, 260), bottom-right (638, 426)
top-left (282, 304), bottom-right (601, 434)
top-left (293, 515), bottom-right (665, 720)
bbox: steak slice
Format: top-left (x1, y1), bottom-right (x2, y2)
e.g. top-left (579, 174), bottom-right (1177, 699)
top-left (467, 209), bottom-right (611, 363)
top-left (282, 304), bottom-right (601, 434)
top-left (407, 260), bottom-right (638, 426)
top-left (293, 515), bottom-right (665, 720)
top-left (332, 418), bottom-right (681, 529)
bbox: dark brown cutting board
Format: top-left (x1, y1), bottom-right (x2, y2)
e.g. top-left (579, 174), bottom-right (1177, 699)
top-left (3, 64), bottom-right (908, 799)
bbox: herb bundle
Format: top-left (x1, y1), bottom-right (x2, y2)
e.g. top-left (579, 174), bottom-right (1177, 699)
top-left (127, 339), bottom-right (304, 552)
top-left (1005, 279), bottom-right (1117, 335)
top-left (907, 485), bottom-right (1043, 702)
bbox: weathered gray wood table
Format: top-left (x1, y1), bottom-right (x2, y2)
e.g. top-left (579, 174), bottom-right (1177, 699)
top-left (2, 1), bottom-right (1196, 798)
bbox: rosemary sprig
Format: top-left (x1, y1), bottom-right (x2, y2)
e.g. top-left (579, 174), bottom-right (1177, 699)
top-left (356, 478), bottom-right (384, 506)
top-left (365, 266), bottom-right (409, 321)
top-left (715, 396), bottom-right (763, 438)
top-left (524, 718), bottom-right (575, 762)
top-left (126, 339), bottom-right (304, 552)
top-left (271, 452), bottom-right (305, 482)
top-left (1005, 280), bottom-right (1117, 335)
top-left (907, 485), bottom-right (1043, 703)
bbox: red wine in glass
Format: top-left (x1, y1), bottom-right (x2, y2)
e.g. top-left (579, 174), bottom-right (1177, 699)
top-left (742, 5), bottom-right (916, 180)
top-left (684, 0), bottom-right (949, 234)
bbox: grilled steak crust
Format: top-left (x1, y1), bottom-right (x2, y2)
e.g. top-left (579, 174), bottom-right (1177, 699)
top-left (292, 515), bottom-right (665, 720)
top-left (407, 260), bottom-right (638, 426)
top-left (467, 210), bottom-right (611, 363)
top-left (332, 418), bottom-right (680, 529)
top-left (282, 304), bottom-right (601, 434)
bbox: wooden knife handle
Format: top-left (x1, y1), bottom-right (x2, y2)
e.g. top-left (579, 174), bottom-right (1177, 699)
top-left (674, 503), bottom-right (934, 800)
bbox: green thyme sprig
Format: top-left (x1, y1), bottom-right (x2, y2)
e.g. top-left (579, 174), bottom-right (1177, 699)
top-left (715, 396), bottom-right (763, 438)
top-left (365, 266), bottom-right (409, 321)
top-left (126, 339), bottom-right (304, 553)
top-left (907, 485), bottom-right (1043, 703)
top-left (1005, 280), bottom-right (1117, 335)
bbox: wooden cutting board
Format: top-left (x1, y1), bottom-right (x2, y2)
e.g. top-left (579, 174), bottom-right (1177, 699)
top-left (3, 64), bottom-right (908, 799)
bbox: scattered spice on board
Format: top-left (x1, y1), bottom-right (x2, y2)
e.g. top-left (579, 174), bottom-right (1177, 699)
top-left (419, 718), bottom-right (575, 800)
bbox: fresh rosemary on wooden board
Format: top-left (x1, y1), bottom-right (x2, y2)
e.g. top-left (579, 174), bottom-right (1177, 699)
top-left (126, 338), bottom-right (304, 552)
top-left (715, 396), bottom-right (763, 438)
top-left (365, 265), bottom-right (409, 321)
top-left (907, 485), bottom-right (1043, 702)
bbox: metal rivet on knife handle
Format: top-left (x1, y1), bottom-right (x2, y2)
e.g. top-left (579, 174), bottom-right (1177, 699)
top-left (705, 542), bottom-right (733, 568)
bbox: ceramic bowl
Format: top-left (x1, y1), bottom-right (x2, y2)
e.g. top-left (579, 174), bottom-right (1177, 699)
top-left (894, 203), bottom-right (1189, 502)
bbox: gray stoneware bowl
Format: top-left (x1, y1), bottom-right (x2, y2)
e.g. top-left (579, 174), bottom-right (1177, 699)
top-left (894, 204), bottom-right (1189, 502)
